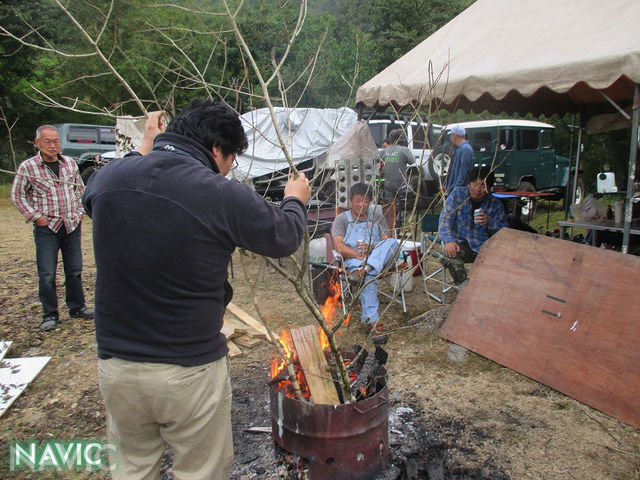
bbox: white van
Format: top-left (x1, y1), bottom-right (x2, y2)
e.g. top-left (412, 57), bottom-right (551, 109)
top-left (367, 116), bottom-right (443, 183)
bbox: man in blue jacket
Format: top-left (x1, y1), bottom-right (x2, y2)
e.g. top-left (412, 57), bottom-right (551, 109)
top-left (84, 99), bottom-right (310, 479)
top-left (439, 164), bottom-right (507, 285)
top-left (444, 124), bottom-right (474, 195)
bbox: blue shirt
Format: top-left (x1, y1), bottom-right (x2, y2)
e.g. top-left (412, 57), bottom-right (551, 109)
top-left (439, 186), bottom-right (508, 252)
top-left (445, 141), bottom-right (474, 193)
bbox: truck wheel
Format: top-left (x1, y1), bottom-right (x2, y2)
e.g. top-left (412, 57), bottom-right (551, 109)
top-left (427, 147), bottom-right (451, 187)
top-left (81, 166), bottom-right (98, 185)
top-left (316, 179), bottom-right (336, 203)
top-left (515, 181), bottom-right (537, 222)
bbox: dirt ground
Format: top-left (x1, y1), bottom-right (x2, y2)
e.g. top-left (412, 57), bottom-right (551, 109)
top-left (0, 196), bottom-right (639, 480)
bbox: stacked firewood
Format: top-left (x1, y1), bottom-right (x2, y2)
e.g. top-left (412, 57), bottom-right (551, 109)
top-left (223, 303), bottom-right (276, 357)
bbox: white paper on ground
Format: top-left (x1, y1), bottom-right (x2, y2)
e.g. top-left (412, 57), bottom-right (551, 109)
top-left (0, 356), bottom-right (51, 418)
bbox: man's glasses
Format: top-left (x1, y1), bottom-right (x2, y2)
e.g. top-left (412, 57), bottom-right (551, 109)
top-left (40, 139), bottom-right (61, 146)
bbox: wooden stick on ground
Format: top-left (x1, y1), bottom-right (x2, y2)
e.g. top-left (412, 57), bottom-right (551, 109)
top-left (226, 302), bottom-right (278, 339)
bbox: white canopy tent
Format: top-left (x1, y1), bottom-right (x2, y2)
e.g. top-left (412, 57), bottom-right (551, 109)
top-left (356, 0), bottom-right (640, 251)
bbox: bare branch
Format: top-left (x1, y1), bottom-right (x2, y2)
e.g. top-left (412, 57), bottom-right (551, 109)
top-left (150, 3), bottom-right (227, 16)
top-left (52, 0), bottom-right (147, 114)
top-left (221, 0), bottom-right (300, 175)
top-left (0, 26), bottom-right (96, 58)
top-left (145, 22), bottom-right (214, 99)
top-left (265, 0), bottom-right (307, 86)
top-left (0, 106), bottom-right (19, 171)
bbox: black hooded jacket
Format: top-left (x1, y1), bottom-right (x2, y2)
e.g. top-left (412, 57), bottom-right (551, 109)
top-left (83, 132), bottom-right (306, 366)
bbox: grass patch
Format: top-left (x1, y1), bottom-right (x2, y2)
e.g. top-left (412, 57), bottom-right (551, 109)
top-left (530, 200), bottom-right (587, 238)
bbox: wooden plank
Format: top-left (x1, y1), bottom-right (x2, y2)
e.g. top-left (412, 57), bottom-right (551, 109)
top-left (246, 426), bottom-right (272, 434)
top-left (226, 340), bottom-right (243, 358)
top-left (290, 325), bottom-right (340, 405)
top-left (440, 228), bottom-right (640, 428)
top-left (221, 325), bottom-right (240, 340)
top-left (226, 303), bottom-right (278, 339)
top-left (223, 316), bottom-right (248, 336)
top-left (234, 335), bottom-right (263, 348)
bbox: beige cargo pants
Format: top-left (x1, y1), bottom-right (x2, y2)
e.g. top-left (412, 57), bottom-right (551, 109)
top-left (98, 356), bottom-right (233, 479)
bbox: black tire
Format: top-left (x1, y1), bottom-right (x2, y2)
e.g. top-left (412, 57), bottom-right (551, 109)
top-left (512, 181), bottom-right (537, 222)
top-left (427, 146), bottom-right (452, 186)
top-left (81, 165), bottom-right (98, 185)
top-left (315, 179), bottom-right (336, 203)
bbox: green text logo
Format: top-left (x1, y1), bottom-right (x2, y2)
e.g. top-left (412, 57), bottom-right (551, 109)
top-left (9, 440), bottom-right (115, 472)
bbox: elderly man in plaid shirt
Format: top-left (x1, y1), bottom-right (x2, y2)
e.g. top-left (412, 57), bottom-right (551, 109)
top-left (11, 124), bottom-right (93, 332)
top-left (438, 163), bottom-right (508, 285)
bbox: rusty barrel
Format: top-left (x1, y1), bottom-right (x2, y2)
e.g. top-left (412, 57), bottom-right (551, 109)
top-left (270, 380), bottom-right (389, 479)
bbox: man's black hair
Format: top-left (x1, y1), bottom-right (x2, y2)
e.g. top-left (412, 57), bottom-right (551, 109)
top-left (166, 99), bottom-right (249, 157)
top-left (468, 163), bottom-right (495, 188)
top-left (349, 182), bottom-right (373, 200)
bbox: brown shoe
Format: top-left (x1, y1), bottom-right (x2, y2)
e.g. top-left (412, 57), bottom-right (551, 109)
top-left (369, 321), bottom-right (388, 345)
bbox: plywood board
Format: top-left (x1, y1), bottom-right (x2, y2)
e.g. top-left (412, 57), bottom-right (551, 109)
top-left (0, 356), bottom-right (51, 418)
top-left (290, 325), bottom-right (340, 405)
top-left (440, 228), bottom-right (640, 428)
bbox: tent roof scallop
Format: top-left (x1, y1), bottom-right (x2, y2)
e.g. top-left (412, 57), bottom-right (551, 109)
top-left (355, 0), bottom-right (640, 116)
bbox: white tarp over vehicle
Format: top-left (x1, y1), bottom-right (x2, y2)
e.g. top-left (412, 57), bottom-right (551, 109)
top-left (234, 107), bottom-right (358, 180)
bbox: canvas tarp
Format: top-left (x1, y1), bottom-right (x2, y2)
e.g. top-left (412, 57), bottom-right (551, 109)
top-left (355, 0), bottom-right (640, 117)
top-left (234, 107), bottom-right (357, 180)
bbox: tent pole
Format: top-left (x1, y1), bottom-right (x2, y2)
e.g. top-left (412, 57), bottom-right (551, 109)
top-left (565, 113), bottom-right (576, 218)
top-left (622, 84), bottom-right (639, 253)
top-left (571, 122), bottom-right (583, 206)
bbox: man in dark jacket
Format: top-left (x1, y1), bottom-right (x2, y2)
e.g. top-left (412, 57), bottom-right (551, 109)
top-left (83, 99), bottom-right (310, 479)
top-left (444, 124), bottom-right (474, 195)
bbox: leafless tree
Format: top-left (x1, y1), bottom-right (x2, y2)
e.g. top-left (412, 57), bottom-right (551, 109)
top-left (1, 0), bottom-right (451, 405)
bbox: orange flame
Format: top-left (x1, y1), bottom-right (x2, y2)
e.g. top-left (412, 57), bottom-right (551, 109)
top-left (319, 279), bottom-right (350, 350)
top-left (270, 330), bottom-right (295, 379)
top-left (270, 278), bottom-right (351, 399)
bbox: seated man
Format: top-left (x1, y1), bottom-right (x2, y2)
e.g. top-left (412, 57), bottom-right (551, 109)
top-left (438, 164), bottom-right (508, 285)
top-left (331, 183), bottom-right (399, 343)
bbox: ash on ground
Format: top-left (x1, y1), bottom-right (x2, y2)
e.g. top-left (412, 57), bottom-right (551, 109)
top-left (226, 345), bottom-right (509, 480)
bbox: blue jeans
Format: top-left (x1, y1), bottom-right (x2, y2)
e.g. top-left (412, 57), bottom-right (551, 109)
top-left (344, 238), bottom-right (399, 323)
top-left (34, 224), bottom-right (85, 318)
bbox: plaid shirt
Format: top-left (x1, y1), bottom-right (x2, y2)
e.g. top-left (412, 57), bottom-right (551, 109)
top-left (439, 186), bottom-right (507, 252)
top-left (11, 153), bottom-right (85, 233)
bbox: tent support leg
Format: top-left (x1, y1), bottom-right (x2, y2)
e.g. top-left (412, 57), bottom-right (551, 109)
top-left (622, 84), bottom-right (639, 253)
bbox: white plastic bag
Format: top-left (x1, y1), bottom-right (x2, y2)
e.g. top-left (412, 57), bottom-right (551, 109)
top-left (571, 194), bottom-right (607, 222)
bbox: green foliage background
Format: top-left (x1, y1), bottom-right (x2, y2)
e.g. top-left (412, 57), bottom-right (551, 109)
top-left (0, 0), bottom-right (633, 189)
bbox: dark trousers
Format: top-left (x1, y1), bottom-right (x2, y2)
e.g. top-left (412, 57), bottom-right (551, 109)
top-left (34, 223), bottom-right (85, 318)
top-left (444, 242), bottom-right (477, 285)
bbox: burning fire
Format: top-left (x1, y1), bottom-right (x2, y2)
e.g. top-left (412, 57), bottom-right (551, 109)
top-left (318, 279), bottom-right (350, 350)
top-left (270, 278), bottom-right (350, 397)
top-left (270, 331), bottom-right (311, 398)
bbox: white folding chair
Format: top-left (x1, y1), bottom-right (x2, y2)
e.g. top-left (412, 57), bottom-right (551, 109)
top-left (420, 213), bottom-right (458, 304)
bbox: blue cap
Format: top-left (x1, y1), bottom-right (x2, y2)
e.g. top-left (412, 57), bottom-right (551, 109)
top-left (449, 125), bottom-right (466, 137)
